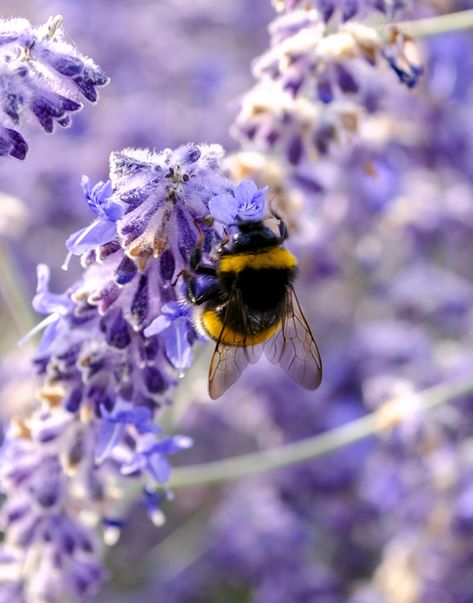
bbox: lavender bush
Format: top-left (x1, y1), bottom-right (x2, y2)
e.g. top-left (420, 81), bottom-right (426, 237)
top-left (1, 1), bottom-right (473, 602)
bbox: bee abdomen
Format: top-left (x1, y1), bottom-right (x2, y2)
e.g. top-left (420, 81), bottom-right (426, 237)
top-left (200, 308), bottom-right (281, 346)
top-left (238, 268), bottom-right (293, 311)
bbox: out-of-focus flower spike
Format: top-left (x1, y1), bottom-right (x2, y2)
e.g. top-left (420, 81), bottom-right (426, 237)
top-left (234, 4), bottom-right (422, 163)
top-left (382, 27), bottom-right (424, 89)
top-left (0, 15), bottom-right (108, 159)
top-left (271, 0), bottom-right (408, 20)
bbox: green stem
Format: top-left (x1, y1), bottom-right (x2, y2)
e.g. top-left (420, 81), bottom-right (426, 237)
top-left (386, 9), bottom-right (473, 38)
top-left (170, 374), bottom-right (473, 489)
top-left (0, 243), bottom-right (35, 341)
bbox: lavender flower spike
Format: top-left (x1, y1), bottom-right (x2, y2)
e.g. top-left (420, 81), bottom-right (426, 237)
top-left (233, 4), bottom-right (423, 163)
top-left (0, 15), bottom-right (108, 159)
top-left (0, 143), bottom-right (260, 600)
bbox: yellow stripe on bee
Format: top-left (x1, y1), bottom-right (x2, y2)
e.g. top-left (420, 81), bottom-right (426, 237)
top-left (219, 248), bottom-right (297, 273)
top-left (201, 309), bottom-right (281, 346)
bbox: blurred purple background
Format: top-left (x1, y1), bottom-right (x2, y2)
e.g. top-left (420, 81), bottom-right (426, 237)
top-left (2, 1), bottom-right (473, 602)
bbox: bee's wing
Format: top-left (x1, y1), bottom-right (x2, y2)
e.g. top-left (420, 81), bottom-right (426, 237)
top-left (208, 288), bottom-right (264, 400)
top-left (265, 287), bottom-right (322, 390)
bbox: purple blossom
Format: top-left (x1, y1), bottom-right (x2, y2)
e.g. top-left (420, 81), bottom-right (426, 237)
top-left (121, 432), bottom-right (193, 485)
top-left (0, 141), bottom-right (255, 600)
top-left (65, 177), bottom-right (122, 261)
top-left (18, 264), bottom-right (73, 351)
top-left (208, 179), bottom-right (268, 224)
top-left (0, 125), bottom-right (27, 159)
top-left (95, 403), bottom-right (159, 464)
top-left (144, 302), bottom-right (195, 374)
top-left (0, 410), bottom-right (105, 601)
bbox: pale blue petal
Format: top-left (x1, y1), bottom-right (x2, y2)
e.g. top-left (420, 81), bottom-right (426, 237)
top-left (95, 421), bottom-right (124, 464)
top-left (234, 180), bottom-right (258, 204)
top-left (162, 321), bottom-right (192, 371)
top-left (37, 318), bottom-right (62, 354)
top-left (209, 193), bottom-right (239, 224)
top-left (144, 314), bottom-right (172, 337)
top-left (147, 453), bottom-right (171, 483)
top-left (103, 200), bottom-right (123, 222)
top-left (65, 219), bottom-right (117, 255)
top-left (121, 455), bottom-right (145, 475)
top-left (238, 184), bottom-right (268, 222)
top-left (157, 435), bottom-right (193, 455)
top-left (33, 264), bottom-right (70, 314)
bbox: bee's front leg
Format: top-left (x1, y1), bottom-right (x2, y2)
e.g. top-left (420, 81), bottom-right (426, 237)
top-left (189, 244), bottom-right (217, 277)
top-left (184, 272), bottom-right (220, 306)
top-left (183, 250), bottom-right (218, 305)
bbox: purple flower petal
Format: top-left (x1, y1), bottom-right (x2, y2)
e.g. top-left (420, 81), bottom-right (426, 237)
top-left (144, 314), bottom-right (172, 337)
top-left (209, 193), bottom-right (240, 224)
top-left (120, 456), bottom-right (144, 476)
top-left (162, 319), bottom-right (193, 372)
top-left (146, 453), bottom-right (171, 483)
top-left (237, 184), bottom-right (268, 222)
top-left (33, 264), bottom-right (71, 315)
top-left (65, 220), bottom-right (117, 255)
top-left (234, 180), bottom-right (258, 204)
top-left (95, 421), bottom-right (124, 464)
top-left (157, 435), bottom-right (193, 455)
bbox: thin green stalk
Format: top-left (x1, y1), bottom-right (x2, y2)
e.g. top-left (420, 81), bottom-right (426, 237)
top-left (0, 244), bottom-right (35, 341)
top-left (385, 9), bottom-right (473, 38)
top-left (170, 374), bottom-right (473, 489)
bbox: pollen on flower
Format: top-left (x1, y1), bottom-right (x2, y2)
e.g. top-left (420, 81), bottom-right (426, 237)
top-left (37, 383), bottom-right (65, 407)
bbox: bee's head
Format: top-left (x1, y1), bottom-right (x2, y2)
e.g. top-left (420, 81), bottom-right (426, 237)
top-left (228, 220), bottom-right (280, 253)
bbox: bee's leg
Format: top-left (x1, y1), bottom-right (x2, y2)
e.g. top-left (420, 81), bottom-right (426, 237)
top-left (189, 245), bottom-right (203, 271)
top-left (196, 265), bottom-right (217, 277)
top-left (184, 272), bottom-right (220, 306)
top-left (189, 238), bottom-right (218, 277)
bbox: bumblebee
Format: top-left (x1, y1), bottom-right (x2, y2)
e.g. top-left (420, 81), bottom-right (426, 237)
top-left (184, 217), bottom-right (322, 399)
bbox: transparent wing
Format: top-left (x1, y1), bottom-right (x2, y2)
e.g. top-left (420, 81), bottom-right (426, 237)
top-left (208, 288), bottom-right (264, 400)
top-left (265, 287), bottom-right (322, 390)
top-left (209, 340), bottom-right (261, 399)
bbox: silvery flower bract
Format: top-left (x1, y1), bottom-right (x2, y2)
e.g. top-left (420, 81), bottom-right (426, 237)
top-left (0, 16), bottom-right (108, 159)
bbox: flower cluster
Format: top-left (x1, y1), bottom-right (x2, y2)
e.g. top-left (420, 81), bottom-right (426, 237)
top-left (0, 143), bottom-right (271, 601)
top-left (233, 4), bottom-right (423, 165)
top-left (0, 16), bottom-right (108, 159)
top-left (272, 0), bottom-right (409, 20)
